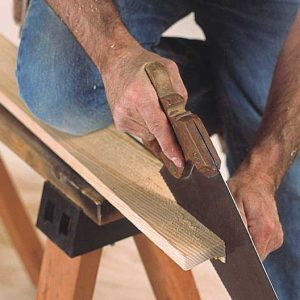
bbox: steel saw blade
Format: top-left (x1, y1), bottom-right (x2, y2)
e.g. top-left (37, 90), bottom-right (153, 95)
top-left (161, 166), bottom-right (278, 300)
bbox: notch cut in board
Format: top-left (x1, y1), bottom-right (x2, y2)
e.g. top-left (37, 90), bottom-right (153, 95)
top-left (0, 34), bottom-right (225, 270)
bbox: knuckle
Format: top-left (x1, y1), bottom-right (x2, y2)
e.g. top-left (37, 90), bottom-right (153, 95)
top-left (123, 86), bottom-right (139, 101)
top-left (161, 143), bottom-right (175, 155)
top-left (263, 219), bottom-right (276, 238)
top-left (163, 60), bottom-right (187, 100)
top-left (142, 132), bottom-right (155, 141)
top-left (276, 227), bottom-right (284, 247)
top-left (112, 103), bottom-right (126, 116)
top-left (139, 101), bottom-right (152, 112)
top-left (114, 116), bottom-right (127, 132)
top-left (113, 104), bottom-right (132, 124)
top-left (114, 123), bottom-right (126, 132)
top-left (277, 236), bottom-right (284, 248)
top-left (180, 90), bottom-right (188, 102)
top-left (182, 87), bottom-right (188, 100)
top-left (165, 59), bottom-right (178, 70)
top-left (148, 118), bottom-right (166, 135)
top-left (137, 91), bottom-right (157, 107)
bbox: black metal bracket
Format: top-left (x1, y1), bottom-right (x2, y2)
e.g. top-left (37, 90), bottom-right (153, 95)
top-left (36, 181), bottom-right (140, 257)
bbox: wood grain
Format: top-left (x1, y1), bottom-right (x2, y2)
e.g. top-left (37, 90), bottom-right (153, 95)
top-left (135, 234), bottom-right (201, 300)
top-left (0, 158), bottom-right (43, 285)
top-left (0, 34), bottom-right (225, 270)
top-left (0, 105), bottom-right (120, 225)
top-left (36, 240), bottom-right (101, 300)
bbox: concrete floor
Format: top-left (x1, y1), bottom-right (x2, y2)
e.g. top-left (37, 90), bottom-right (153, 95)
top-left (0, 1), bottom-right (230, 299)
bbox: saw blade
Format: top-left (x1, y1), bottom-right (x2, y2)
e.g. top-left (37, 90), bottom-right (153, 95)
top-left (161, 166), bottom-right (278, 300)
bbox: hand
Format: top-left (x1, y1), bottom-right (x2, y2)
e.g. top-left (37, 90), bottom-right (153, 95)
top-left (228, 167), bottom-right (284, 261)
top-left (101, 45), bottom-right (188, 167)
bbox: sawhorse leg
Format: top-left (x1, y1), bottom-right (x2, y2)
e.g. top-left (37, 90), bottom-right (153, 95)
top-left (37, 236), bottom-right (200, 300)
top-left (36, 239), bottom-right (101, 300)
top-left (0, 158), bottom-right (43, 285)
top-left (134, 234), bottom-right (201, 300)
top-left (0, 167), bottom-right (201, 299)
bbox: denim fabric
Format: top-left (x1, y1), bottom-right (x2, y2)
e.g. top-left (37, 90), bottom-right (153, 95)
top-left (16, 0), bottom-right (300, 298)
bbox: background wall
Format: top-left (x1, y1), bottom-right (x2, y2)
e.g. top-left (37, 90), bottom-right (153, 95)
top-left (0, 1), bottom-right (229, 299)
top-left (0, 1), bottom-right (20, 44)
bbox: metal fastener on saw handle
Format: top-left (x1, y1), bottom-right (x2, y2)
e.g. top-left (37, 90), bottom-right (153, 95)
top-left (144, 62), bottom-right (221, 179)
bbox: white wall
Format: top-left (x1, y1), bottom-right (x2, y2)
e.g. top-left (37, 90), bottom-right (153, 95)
top-left (0, 0), bottom-right (20, 45)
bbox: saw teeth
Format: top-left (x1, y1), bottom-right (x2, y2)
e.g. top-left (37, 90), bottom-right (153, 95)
top-left (159, 167), bottom-right (177, 198)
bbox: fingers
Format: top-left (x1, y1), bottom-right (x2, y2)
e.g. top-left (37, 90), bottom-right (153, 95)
top-left (265, 223), bottom-right (283, 259)
top-left (165, 60), bottom-right (188, 102)
top-left (111, 56), bottom-right (186, 168)
top-left (248, 218), bottom-right (284, 261)
top-left (115, 118), bottom-right (154, 141)
top-left (115, 103), bottom-right (184, 167)
top-left (248, 223), bottom-right (269, 260)
top-left (227, 176), bottom-right (284, 261)
top-left (142, 60), bottom-right (186, 166)
top-left (236, 197), bottom-right (273, 260)
top-left (113, 95), bottom-right (184, 167)
top-left (264, 223), bottom-right (284, 257)
top-left (235, 199), bottom-right (247, 226)
top-left (142, 138), bottom-right (161, 158)
top-left (138, 91), bottom-right (184, 167)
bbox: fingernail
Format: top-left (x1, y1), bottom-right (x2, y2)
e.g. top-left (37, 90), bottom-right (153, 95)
top-left (173, 157), bottom-right (183, 168)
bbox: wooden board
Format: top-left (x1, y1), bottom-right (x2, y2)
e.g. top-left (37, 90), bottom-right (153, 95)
top-left (0, 105), bottom-right (119, 225)
top-left (0, 34), bottom-right (225, 270)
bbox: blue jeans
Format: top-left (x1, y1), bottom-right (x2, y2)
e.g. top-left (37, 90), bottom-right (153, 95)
top-left (17, 0), bottom-right (300, 298)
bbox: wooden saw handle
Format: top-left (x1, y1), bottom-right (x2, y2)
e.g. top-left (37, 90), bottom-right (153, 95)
top-left (144, 62), bottom-right (221, 178)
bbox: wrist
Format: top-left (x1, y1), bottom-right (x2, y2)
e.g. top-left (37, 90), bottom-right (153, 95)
top-left (238, 143), bottom-right (285, 191)
top-left (95, 34), bottom-right (141, 73)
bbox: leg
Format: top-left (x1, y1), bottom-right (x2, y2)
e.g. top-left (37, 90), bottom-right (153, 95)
top-left (194, 1), bottom-right (300, 298)
top-left (134, 234), bottom-right (201, 300)
top-left (16, 0), bottom-right (193, 135)
top-left (17, 0), bottom-right (219, 135)
top-left (194, 0), bottom-right (299, 167)
top-left (36, 239), bottom-right (101, 300)
top-left (0, 157), bottom-right (43, 285)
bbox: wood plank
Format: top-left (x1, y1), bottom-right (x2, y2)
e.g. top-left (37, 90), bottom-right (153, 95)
top-left (0, 104), bottom-right (119, 225)
top-left (0, 34), bottom-right (225, 270)
top-left (134, 234), bottom-right (201, 300)
top-left (0, 158), bottom-right (43, 285)
top-left (36, 240), bottom-right (101, 300)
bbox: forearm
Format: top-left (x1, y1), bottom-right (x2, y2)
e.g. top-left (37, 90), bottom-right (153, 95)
top-left (243, 11), bottom-right (300, 189)
top-left (45, 0), bottom-right (139, 72)
top-left (45, 1), bottom-right (187, 165)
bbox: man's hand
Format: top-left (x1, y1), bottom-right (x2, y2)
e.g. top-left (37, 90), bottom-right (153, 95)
top-left (102, 45), bottom-right (188, 167)
top-left (44, 1), bottom-right (187, 166)
top-left (228, 166), bottom-right (284, 261)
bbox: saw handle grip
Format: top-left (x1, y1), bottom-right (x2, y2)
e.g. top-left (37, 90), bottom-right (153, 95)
top-left (144, 62), bottom-right (221, 178)
top-left (143, 139), bottom-right (184, 178)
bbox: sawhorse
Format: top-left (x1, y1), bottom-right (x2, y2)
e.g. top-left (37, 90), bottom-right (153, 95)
top-left (0, 102), bottom-right (200, 299)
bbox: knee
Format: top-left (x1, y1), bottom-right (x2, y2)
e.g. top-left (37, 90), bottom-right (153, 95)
top-left (15, 0), bottom-right (113, 135)
top-left (16, 27), bottom-right (112, 134)
top-left (248, 1), bottom-right (299, 28)
top-left (16, 63), bottom-right (113, 136)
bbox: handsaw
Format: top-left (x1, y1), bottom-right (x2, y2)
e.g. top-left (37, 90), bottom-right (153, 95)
top-left (144, 62), bottom-right (278, 300)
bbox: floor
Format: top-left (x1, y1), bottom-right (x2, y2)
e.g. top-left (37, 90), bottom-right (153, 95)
top-left (0, 1), bottom-right (230, 299)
